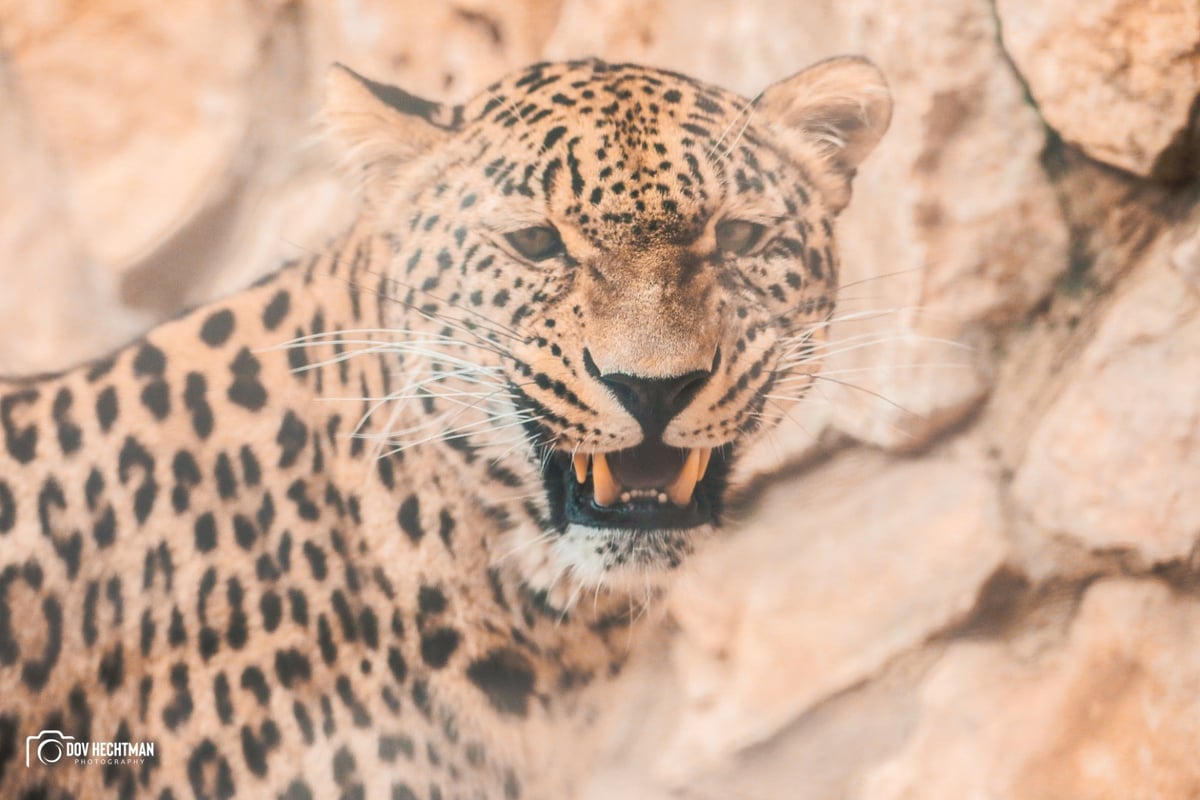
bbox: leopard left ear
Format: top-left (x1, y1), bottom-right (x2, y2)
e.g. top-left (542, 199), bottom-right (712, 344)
top-left (756, 56), bottom-right (892, 212)
top-left (322, 64), bottom-right (463, 204)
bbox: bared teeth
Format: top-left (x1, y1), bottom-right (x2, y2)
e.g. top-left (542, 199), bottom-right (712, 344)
top-left (591, 453), bottom-right (621, 507)
top-left (666, 448), bottom-right (702, 507)
top-left (575, 446), bottom-right (713, 508)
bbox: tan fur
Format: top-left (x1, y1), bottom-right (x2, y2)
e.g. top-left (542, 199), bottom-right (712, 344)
top-left (0, 57), bottom-right (889, 799)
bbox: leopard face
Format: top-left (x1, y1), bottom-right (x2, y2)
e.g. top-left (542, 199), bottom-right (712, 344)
top-left (326, 57), bottom-right (891, 589)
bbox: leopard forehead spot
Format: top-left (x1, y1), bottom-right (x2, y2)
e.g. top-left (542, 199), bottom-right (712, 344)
top-left (447, 62), bottom-right (801, 249)
top-left (2, 56), bottom-right (889, 799)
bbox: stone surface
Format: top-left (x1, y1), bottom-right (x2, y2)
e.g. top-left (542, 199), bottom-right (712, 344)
top-left (657, 449), bottom-right (1007, 779)
top-left (997, 0), bottom-right (1200, 179)
top-left (0, 0), bottom-right (564, 325)
top-left (586, 644), bottom-right (934, 800)
top-left (309, 0), bottom-right (562, 103)
top-left (823, 0), bottom-right (1068, 452)
top-left (0, 1), bottom-right (290, 272)
top-left (0, 58), bottom-right (143, 372)
top-left (863, 580), bottom-right (1200, 800)
top-left (1172, 220), bottom-right (1200, 294)
top-left (1012, 248), bottom-right (1200, 563)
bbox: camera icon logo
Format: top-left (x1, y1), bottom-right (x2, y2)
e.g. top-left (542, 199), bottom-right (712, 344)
top-left (25, 730), bottom-right (75, 767)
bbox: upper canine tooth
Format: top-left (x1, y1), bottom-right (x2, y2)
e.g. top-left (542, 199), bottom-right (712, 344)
top-left (667, 448), bottom-right (702, 507)
top-left (573, 453), bottom-right (588, 484)
top-left (697, 447), bottom-right (712, 481)
top-left (591, 453), bottom-right (621, 507)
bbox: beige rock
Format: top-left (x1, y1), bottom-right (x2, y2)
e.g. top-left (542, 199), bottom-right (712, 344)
top-left (1012, 250), bottom-right (1200, 563)
top-left (1171, 221), bottom-right (1200, 295)
top-left (0, 59), bottom-right (143, 373)
top-left (310, 0), bottom-right (562, 103)
top-left (864, 580), bottom-right (1200, 800)
top-left (657, 449), bottom-right (1008, 780)
top-left (587, 644), bottom-right (934, 800)
top-left (997, 0), bottom-right (1200, 179)
top-left (0, 0), bottom-right (565, 323)
top-left (825, 0), bottom-right (1067, 451)
top-left (1, 1), bottom-right (291, 273)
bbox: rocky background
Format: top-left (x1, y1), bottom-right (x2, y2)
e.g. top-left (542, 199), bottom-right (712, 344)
top-left (2, 1), bottom-right (1199, 797)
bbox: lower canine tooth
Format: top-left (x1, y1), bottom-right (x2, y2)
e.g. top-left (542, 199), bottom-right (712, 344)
top-left (697, 447), bottom-right (712, 480)
top-left (592, 453), bottom-right (621, 507)
top-left (667, 448), bottom-right (702, 507)
top-left (572, 453), bottom-right (588, 484)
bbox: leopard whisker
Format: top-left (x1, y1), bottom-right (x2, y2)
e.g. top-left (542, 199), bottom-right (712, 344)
top-left (807, 375), bottom-right (916, 415)
top-left (359, 266), bottom-right (528, 342)
top-left (369, 399), bottom-right (530, 441)
top-left (375, 414), bottom-right (546, 456)
top-left (836, 265), bottom-right (929, 292)
top-left (706, 93), bottom-right (759, 165)
top-left (356, 281), bottom-right (526, 355)
top-left (787, 305), bottom-right (952, 332)
top-left (334, 262), bottom-right (527, 344)
top-left (778, 362), bottom-right (971, 380)
top-left (268, 337), bottom-right (511, 375)
top-left (720, 92), bottom-right (762, 163)
top-left (493, 530), bottom-right (557, 566)
top-left (325, 269), bottom-right (526, 355)
top-left (270, 327), bottom-right (473, 345)
top-left (348, 364), bottom-right (509, 438)
top-left (776, 334), bottom-right (972, 367)
top-left (557, 579), bottom-right (587, 623)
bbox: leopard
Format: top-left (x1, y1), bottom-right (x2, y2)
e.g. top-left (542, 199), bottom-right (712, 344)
top-left (0, 54), bottom-right (891, 799)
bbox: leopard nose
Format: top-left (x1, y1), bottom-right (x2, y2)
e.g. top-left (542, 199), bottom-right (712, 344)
top-left (598, 367), bottom-right (712, 435)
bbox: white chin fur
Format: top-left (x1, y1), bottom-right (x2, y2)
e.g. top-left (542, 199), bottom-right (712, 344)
top-left (495, 520), bottom-right (715, 606)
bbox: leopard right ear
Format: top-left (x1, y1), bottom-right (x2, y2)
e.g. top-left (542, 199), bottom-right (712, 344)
top-left (322, 64), bottom-right (462, 202)
top-left (755, 56), bottom-right (892, 213)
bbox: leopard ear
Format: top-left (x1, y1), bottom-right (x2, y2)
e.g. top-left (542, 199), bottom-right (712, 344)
top-left (756, 56), bottom-right (892, 212)
top-left (322, 64), bottom-right (462, 203)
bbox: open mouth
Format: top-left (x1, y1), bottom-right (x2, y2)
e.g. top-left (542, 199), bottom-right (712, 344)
top-left (544, 438), bottom-right (730, 531)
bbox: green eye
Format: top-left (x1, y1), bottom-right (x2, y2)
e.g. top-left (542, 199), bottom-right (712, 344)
top-left (715, 220), bottom-right (765, 255)
top-left (505, 226), bottom-right (565, 261)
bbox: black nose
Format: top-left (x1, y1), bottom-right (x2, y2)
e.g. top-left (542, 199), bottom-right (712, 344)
top-left (598, 368), bottom-right (712, 435)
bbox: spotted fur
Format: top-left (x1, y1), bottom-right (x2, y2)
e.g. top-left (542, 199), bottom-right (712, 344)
top-left (0, 57), bottom-right (890, 798)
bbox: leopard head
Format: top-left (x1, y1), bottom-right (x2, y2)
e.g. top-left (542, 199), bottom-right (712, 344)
top-left (324, 57), bottom-right (891, 590)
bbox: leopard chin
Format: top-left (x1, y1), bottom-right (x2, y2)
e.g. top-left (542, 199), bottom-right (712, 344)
top-left (502, 438), bottom-right (735, 591)
top-left (552, 522), bottom-right (719, 592)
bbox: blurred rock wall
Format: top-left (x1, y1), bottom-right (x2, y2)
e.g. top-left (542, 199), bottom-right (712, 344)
top-left (2, 1), bottom-right (1198, 797)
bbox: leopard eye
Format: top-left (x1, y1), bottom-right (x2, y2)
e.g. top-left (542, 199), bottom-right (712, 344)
top-left (715, 220), bottom-right (765, 256)
top-left (505, 226), bottom-right (564, 261)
